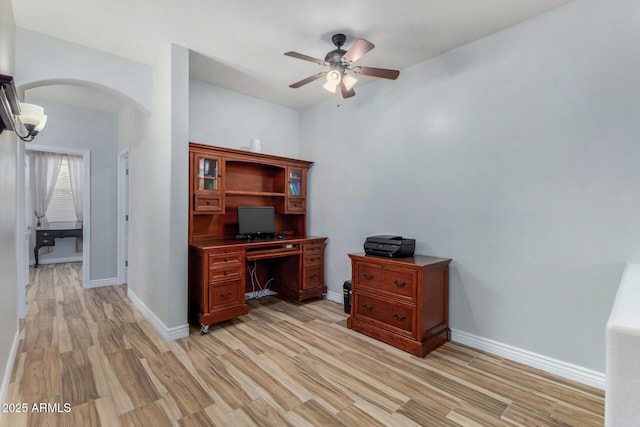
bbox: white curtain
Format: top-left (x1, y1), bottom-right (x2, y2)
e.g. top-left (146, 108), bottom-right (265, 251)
top-left (67, 154), bottom-right (84, 252)
top-left (34, 152), bottom-right (64, 254)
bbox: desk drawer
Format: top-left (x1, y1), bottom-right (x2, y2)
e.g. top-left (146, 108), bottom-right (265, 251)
top-left (209, 251), bottom-right (243, 268)
top-left (209, 280), bottom-right (242, 310)
top-left (303, 265), bottom-right (323, 289)
top-left (209, 265), bottom-right (243, 282)
top-left (304, 253), bottom-right (323, 266)
top-left (303, 241), bottom-right (324, 265)
top-left (37, 236), bottom-right (55, 246)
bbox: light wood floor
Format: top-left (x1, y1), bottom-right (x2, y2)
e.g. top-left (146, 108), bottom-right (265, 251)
top-left (1, 263), bottom-right (604, 426)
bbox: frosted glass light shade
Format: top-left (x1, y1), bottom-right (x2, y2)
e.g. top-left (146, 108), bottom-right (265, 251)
top-left (18, 103), bottom-right (47, 132)
top-left (343, 74), bottom-right (358, 91)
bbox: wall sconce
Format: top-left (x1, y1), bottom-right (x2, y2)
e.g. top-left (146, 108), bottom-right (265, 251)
top-left (0, 74), bottom-right (47, 142)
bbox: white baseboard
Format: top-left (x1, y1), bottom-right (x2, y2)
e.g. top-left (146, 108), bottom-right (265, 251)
top-left (451, 329), bottom-right (605, 390)
top-left (34, 256), bottom-right (82, 265)
top-left (0, 330), bottom-right (20, 412)
top-left (325, 290), bottom-right (343, 304)
top-left (86, 277), bottom-right (119, 289)
top-left (127, 289), bottom-right (189, 341)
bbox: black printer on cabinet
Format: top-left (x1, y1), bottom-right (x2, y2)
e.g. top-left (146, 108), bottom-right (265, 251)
top-left (364, 235), bottom-right (415, 258)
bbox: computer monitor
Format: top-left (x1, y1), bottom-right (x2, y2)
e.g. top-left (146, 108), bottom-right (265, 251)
top-left (237, 206), bottom-right (276, 238)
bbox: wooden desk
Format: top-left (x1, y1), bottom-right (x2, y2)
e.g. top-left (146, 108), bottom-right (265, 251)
top-left (34, 223), bottom-right (83, 268)
top-left (189, 236), bottom-right (326, 333)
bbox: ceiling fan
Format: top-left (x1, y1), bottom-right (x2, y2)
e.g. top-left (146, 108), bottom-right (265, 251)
top-left (285, 33), bottom-right (400, 99)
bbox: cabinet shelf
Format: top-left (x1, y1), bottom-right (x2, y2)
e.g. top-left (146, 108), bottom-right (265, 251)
top-left (226, 190), bottom-right (286, 197)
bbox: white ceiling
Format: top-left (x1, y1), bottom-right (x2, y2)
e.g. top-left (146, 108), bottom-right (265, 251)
top-left (13, 0), bottom-right (572, 110)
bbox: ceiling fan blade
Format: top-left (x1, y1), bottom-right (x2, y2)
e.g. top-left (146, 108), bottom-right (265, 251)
top-left (352, 66), bottom-right (400, 80)
top-left (342, 39), bottom-right (374, 63)
top-left (340, 81), bottom-right (355, 98)
top-left (289, 72), bottom-right (328, 88)
top-left (284, 51), bottom-right (328, 66)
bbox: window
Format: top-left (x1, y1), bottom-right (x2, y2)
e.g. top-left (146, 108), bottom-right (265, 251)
top-left (46, 157), bottom-right (77, 223)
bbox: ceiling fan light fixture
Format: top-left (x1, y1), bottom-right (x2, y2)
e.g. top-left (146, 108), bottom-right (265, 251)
top-left (285, 33), bottom-right (400, 99)
top-left (343, 73), bottom-right (358, 91)
top-left (323, 80), bottom-right (338, 93)
top-left (326, 69), bottom-right (341, 84)
top-left (323, 69), bottom-right (342, 93)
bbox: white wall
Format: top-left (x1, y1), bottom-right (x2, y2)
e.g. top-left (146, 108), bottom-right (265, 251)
top-left (300, 0), bottom-right (640, 373)
top-left (25, 99), bottom-right (119, 281)
top-left (0, 0), bottom-right (18, 403)
top-left (126, 44), bottom-right (190, 334)
top-left (189, 79), bottom-right (300, 158)
top-left (16, 28), bottom-right (152, 112)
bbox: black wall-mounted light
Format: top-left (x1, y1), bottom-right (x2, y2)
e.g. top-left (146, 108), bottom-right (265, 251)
top-left (0, 74), bottom-right (47, 142)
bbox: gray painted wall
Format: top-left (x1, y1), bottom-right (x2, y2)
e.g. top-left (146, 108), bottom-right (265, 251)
top-left (16, 28), bottom-right (152, 112)
top-left (300, 0), bottom-right (640, 372)
top-left (27, 99), bottom-right (119, 281)
top-left (189, 79), bottom-right (300, 158)
top-left (0, 0), bottom-right (17, 393)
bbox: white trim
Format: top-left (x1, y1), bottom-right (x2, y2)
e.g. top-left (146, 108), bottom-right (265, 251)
top-left (0, 330), bottom-right (20, 413)
top-left (35, 256), bottom-right (82, 266)
top-left (451, 329), bottom-right (605, 390)
top-left (127, 289), bottom-right (190, 341)
top-left (86, 277), bottom-right (120, 289)
top-left (325, 290), bottom-right (343, 304)
top-left (117, 148), bottom-right (129, 286)
top-left (25, 145), bottom-right (91, 288)
top-left (16, 143), bottom-right (27, 319)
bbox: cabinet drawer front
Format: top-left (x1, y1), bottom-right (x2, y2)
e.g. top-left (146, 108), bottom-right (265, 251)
top-left (303, 241), bottom-right (324, 265)
top-left (354, 262), bottom-right (417, 301)
top-left (303, 266), bottom-right (323, 289)
top-left (287, 198), bottom-right (306, 213)
top-left (209, 265), bottom-right (243, 282)
top-left (209, 251), bottom-right (243, 268)
top-left (38, 237), bottom-right (55, 246)
top-left (304, 253), bottom-right (323, 266)
top-left (303, 242), bottom-right (324, 253)
top-left (354, 293), bottom-right (415, 337)
top-left (194, 195), bottom-right (223, 212)
top-left (209, 280), bottom-right (242, 309)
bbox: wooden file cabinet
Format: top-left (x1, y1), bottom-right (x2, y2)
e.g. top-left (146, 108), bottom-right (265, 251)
top-left (347, 253), bottom-right (452, 357)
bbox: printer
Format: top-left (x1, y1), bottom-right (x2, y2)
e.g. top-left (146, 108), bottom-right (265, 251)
top-left (364, 235), bottom-right (415, 258)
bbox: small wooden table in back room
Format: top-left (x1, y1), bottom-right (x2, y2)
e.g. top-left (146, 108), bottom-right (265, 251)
top-left (347, 252), bottom-right (452, 357)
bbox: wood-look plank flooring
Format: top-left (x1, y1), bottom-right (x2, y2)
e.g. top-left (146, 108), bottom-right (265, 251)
top-left (1, 263), bottom-right (604, 426)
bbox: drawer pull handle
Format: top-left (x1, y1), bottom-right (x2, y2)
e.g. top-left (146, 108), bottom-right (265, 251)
top-left (394, 280), bottom-right (406, 288)
top-left (363, 303), bottom-right (374, 311)
top-left (392, 312), bottom-right (406, 321)
top-left (363, 273), bottom-right (374, 280)
top-left (224, 258), bottom-right (228, 262)
top-left (220, 291), bottom-right (232, 297)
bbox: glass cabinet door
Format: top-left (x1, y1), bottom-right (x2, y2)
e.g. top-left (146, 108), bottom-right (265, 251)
top-left (288, 168), bottom-right (303, 197)
top-left (196, 156), bottom-right (221, 192)
top-left (286, 167), bottom-right (306, 214)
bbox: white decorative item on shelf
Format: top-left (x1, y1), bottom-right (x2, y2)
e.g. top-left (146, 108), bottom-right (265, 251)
top-left (250, 138), bottom-right (262, 152)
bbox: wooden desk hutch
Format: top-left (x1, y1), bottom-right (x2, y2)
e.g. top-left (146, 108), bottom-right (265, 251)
top-left (188, 143), bottom-right (327, 333)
